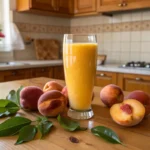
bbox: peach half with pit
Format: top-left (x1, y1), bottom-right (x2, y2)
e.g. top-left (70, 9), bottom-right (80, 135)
top-left (38, 90), bottom-right (67, 117)
top-left (110, 99), bottom-right (145, 127)
top-left (100, 84), bottom-right (124, 107)
top-left (43, 81), bottom-right (64, 93)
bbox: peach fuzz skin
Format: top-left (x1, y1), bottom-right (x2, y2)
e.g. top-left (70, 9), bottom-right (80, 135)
top-left (20, 86), bottom-right (43, 110)
top-left (100, 84), bottom-right (124, 107)
top-left (110, 99), bottom-right (145, 127)
top-left (38, 90), bottom-right (67, 117)
top-left (126, 90), bottom-right (150, 117)
top-left (43, 81), bottom-right (64, 93)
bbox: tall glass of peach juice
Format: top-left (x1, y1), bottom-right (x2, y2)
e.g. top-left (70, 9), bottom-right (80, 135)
top-left (63, 34), bottom-right (97, 120)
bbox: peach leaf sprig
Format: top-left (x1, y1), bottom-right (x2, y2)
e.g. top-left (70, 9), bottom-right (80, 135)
top-left (0, 116), bottom-right (53, 145)
top-left (91, 126), bottom-right (123, 145)
top-left (57, 114), bottom-right (87, 131)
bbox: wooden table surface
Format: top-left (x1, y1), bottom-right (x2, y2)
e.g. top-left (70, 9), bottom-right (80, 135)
top-left (0, 77), bottom-right (150, 150)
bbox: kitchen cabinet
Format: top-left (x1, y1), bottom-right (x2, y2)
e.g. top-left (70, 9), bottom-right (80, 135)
top-left (95, 71), bottom-right (117, 87)
top-left (118, 73), bottom-right (150, 94)
top-left (97, 0), bottom-right (150, 13)
top-left (53, 66), bottom-right (65, 80)
top-left (17, 0), bottom-right (73, 16)
top-left (31, 67), bottom-right (53, 78)
top-left (0, 69), bottom-right (32, 82)
top-left (0, 65), bottom-right (64, 82)
top-left (74, 0), bottom-right (97, 15)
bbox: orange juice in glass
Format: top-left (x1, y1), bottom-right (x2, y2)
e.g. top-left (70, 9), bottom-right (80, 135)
top-left (63, 34), bottom-right (97, 120)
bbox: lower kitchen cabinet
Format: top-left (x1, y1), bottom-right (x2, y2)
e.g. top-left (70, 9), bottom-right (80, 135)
top-left (32, 67), bottom-right (53, 78)
top-left (0, 65), bottom-right (65, 82)
top-left (53, 66), bottom-right (65, 80)
top-left (118, 73), bottom-right (150, 94)
top-left (95, 71), bottom-right (117, 87)
top-left (0, 69), bottom-right (32, 82)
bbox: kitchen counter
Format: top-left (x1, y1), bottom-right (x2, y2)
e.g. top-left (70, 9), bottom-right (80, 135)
top-left (0, 77), bottom-right (150, 150)
top-left (97, 64), bottom-right (150, 75)
top-left (0, 60), bottom-right (63, 71)
top-left (0, 61), bottom-right (150, 75)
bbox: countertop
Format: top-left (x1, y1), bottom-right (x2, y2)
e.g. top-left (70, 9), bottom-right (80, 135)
top-left (0, 60), bottom-right (63, 71)
top-left (97, 64), bottom-right (150, 75)
top-left (0, 77), bottom-right (150, 150)
top-left (0, 60), bottom-right (150, 75)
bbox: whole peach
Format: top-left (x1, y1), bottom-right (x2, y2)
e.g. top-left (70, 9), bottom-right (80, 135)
top-left (100, 84), bottom-right (124, 107)
top-left (20, 86), bottom-right (43, 110)
top-left (110, 99), bottom-right (145, 126)
top-left (43, 81), bottom-right (63, 92)
top-left (126, 90), bottom-right (150, 116)
top-left (38, 90), bottom-right (67, 117)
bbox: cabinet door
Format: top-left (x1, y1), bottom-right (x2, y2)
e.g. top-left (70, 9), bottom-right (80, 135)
top-left (98, 0), bottom-right (150, 13)
top-left (32, 67), bottom-right (53, 78)
top-left (57, 0), bottom-right (73, 14)
top-left (31, 0), bottom-right (55, 11)
top-left (53, 66), bottom-right (65, 80)
top-left (74, 0), bottom-right (97, 14)
top-left (118, 73), bottom-right (150, 94)
top-left (95, 71), bottom-right (117, 87)
top-left (1, 69), bottom-right (32, 82)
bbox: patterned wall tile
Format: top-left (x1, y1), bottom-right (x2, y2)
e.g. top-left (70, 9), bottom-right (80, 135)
top-left (112, 23), bottom-right (121, 32)
top-left (103, 24), bottom-right (112, 32)
top-left (131, 21), bottom-right (142, 31)
top-left (121, 22), bottom-right (131, 32)
top-left (141, 20), bottom-right (150, 31)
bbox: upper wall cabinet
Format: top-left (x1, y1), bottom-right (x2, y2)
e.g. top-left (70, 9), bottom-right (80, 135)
top-left (17, 0), bottom-right (73, 16)
top-left (97, 0), bottom-right (150, 13)
top-left (74, 0), bottom-right (97, 15)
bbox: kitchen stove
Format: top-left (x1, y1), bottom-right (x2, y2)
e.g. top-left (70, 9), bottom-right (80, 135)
top-left (120, 61), bottom-right (150, 69)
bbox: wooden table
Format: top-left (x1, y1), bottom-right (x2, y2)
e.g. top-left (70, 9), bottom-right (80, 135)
top-left (0, 77), bottom-right (150, 150)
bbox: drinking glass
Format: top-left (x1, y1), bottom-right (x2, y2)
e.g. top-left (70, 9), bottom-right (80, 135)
top-left (63, 34), bottom-right (97, 120)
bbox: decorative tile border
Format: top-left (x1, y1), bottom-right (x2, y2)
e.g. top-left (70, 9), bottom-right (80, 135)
top-left (16, 20), bottom-right (150, 34)
top-left (16, 22), bottom-right (70, 34)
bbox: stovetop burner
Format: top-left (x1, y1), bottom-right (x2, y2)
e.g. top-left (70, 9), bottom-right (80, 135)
top-left (120, 61), bottom-right (150, 69)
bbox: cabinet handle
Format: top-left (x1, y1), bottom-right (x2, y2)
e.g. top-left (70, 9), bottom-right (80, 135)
top-left (118, 3), bottom-right (123, 7)
top-left (12, 71), bottom-right (17, 76)
top-left (122, 2), bottom-right (127, 7)
top-left (41, 69), bottom-right (45, 72)
top-left (135, 77), bottom-right (142, 81)
top-left (97, 73), bottom-right (105, 77)
top-left (100, 73), bottom-right (105, 77)
top-left (118, 0), bottom-right (127, 7)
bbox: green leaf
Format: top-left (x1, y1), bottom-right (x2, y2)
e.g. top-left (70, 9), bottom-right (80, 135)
top-left (38, 121), bottom-right (53, 139)
top-left (15, 125), bottom-right (37, 145)
top-left (17, 86), bottom-right (24, 106)
top-left (6, 86), bottom-right (24, 106)
top-left (0, 117), bottom-right (31, 136)
top-left (0, 100), bottom-right (20, 117)
top-left (91, 126), bottom-right (122, 144)
top-left (6, 90), bottom-right (17, 103)
top-left (36, 116), bottom-right (48, 123)
top-left (57, 115), bottom-right (87, 132)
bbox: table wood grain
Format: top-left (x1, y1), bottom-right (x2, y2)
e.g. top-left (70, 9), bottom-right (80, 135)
top-left (0, 77), bottom-right (150, 150)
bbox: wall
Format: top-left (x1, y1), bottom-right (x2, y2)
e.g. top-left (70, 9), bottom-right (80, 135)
top-left (1, 10), bottom-right (150, 63)
top-left (70, 10), bottom-right (150, 64)
top-left (0, 12), bottom-right (70, 61)
top-left (13, 12), bottom-right (70, 60)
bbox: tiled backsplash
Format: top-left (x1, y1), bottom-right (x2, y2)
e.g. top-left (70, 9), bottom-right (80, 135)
top-left (70, 10), bottom-right (150, 64)
top-left (0, 12), bottom-right (70, 61)
top-left (1, 10), bottom-right (150, 63)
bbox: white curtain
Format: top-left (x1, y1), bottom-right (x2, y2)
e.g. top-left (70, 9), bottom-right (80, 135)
top-left (0, 0), bottom-right (25, 51)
